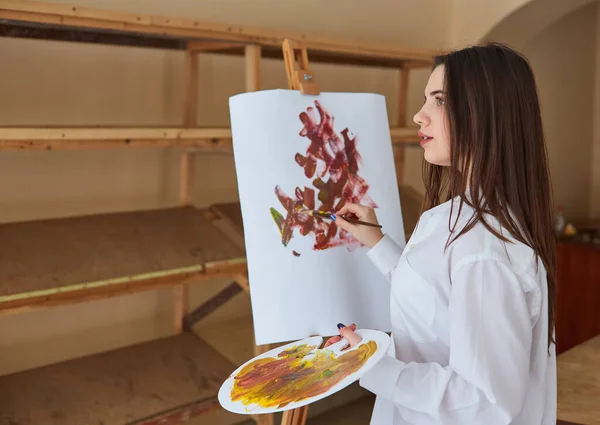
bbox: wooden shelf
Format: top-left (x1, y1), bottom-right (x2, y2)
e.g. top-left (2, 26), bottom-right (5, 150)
top-left (0, 206), bottom-right (247, 315)
top-left (0, 332), bottom-right (238, 425)
top-left (0, 127), bottom-right (233, 151)
top-left (0, 0), bottom-right (436, 69)
top-left (0, 126), bottom-right (420, 151)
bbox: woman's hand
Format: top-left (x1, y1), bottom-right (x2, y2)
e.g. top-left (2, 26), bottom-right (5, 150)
top-left (334, 203), bottom-right (384, 249)
top-left (324, 323), bottom-right (362, 348)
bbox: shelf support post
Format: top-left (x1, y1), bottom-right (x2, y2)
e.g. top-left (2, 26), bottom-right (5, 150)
top-left (394, 66), bottom-right (410, 186)
top-left (174, 46), bottom-right (198, 333)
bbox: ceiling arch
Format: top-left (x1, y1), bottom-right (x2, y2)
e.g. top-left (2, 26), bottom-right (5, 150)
top-left (450, 0), bottom-right (533, 46)
top-left (481, 0), bottom-right (597, 47)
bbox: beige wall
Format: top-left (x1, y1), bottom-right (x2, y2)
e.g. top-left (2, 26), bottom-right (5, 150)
top-left (0, 1), bottom-right (447, 375)
top-left (523, 2), bottom-right (597, 222)
top-left (451, 0), bottom-right (531, 45)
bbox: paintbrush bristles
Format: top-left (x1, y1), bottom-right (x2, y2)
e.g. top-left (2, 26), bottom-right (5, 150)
top-left (297, 209), bottom-right (331, 218)
top-left (297, 208), bottom-right (382, 228)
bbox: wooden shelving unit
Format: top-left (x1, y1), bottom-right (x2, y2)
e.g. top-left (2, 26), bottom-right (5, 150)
top-left (0, 1), bottom-right (435, 424)
top-left (0, 206), bottom-right (246, 315)
top-left (0, 333), bottom-right (237, 425)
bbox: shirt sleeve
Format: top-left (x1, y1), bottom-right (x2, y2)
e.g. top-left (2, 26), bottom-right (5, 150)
top-left (366, 234), bottom-right (404, 282)
top-left (359, 257), bottom-right (538, 424)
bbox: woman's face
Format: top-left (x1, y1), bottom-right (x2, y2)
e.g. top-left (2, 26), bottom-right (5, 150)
top-left (413, 65), bottom-right (451, 166)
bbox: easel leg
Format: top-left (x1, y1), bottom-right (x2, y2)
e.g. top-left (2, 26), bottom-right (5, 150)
top-left (173, 284), bottom-right (188, 333)
top-left (276, 38), bottom-right (320, 425)
top-left (280, 405), bottom-right (308, 425)
top-left (252, 341), bottom-right (274, 424)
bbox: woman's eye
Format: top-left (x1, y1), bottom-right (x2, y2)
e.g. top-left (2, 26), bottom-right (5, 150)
top-left (436, 97), bottom-right (445, 106)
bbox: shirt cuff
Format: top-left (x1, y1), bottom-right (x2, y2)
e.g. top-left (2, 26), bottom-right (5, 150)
top-left (366, 234), bottom-right (403, 276)
top-left (359, 354), bottom-right (406, 400)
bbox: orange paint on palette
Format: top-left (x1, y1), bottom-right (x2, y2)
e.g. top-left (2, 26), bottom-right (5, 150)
top-left (230, 340), bottom-right (377, 409)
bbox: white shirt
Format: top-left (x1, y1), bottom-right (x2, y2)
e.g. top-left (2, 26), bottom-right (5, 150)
top-left (358, 196), bottom-right (557, 425)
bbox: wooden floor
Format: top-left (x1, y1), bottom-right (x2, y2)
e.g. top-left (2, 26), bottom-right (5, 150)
top-left (557, 334), bottom-right (600, 425)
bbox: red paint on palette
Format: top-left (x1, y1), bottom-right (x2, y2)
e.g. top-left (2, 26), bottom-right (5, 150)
top-left (270, 100), bottom-right (377, 255)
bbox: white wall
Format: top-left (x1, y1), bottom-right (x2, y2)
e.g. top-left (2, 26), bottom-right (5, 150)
top-left (523, 2), bottom-right (597, 222)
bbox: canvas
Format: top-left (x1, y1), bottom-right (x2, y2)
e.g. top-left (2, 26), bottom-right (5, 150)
top-left (229, 89), bottom-right (406, 345)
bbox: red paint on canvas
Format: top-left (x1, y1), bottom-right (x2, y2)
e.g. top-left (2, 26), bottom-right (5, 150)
top-left (270, 100), bottom-right (377, 254)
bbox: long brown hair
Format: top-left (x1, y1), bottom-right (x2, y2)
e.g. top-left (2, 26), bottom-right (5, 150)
top-left (422, 43), bottom-right (556, 348)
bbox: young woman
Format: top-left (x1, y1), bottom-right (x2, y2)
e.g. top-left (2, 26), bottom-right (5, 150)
top-left (327, 43), bottom-right (557, 424)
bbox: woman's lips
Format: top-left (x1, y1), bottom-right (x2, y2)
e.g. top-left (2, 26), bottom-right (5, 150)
top-left (418, 130), bottom-right (433, 146)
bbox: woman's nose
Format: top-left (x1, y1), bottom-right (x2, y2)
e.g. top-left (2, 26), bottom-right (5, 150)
top-left (413, 106), bottom-right (429, 126)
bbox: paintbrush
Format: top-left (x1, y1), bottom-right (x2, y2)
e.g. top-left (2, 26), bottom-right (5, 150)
top-left (298, 209), bottom-right (382, 229)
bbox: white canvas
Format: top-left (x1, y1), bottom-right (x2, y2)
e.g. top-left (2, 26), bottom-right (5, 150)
top-left (229, 89), bottom-right (406, 345)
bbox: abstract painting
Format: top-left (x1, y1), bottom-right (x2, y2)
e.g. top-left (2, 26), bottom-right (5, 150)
top-left (270, 99), bottom-right (377, 253)
top-left (230, 90), bottom-right (405, 345)
top-left (218, 329), bottom-right (390, 414)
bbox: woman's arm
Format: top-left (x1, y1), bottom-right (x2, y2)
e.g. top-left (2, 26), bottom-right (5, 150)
top-left (333, 203), bottom-right (405, 281)
top-left (366, 234), bottom-right (404, 283)
top-left (358, 257), bottom-right (540, 424)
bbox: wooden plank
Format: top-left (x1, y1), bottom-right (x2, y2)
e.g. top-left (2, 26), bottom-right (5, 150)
top-left (0, 271), bottom-right (204, 316)
top-left (557, 335), bottom-right (600, 425)
top-left (174, 48), bottom-right (200, 333)
top-left (245, 44), bottom-right (262, 92)
top-left (0, 0), bottom-right (437, 66)
top-left (210, 202), bottom-right (245, 235)
top-left (183, 282), bottom-right (243, 330)
top-left (0, 206), bottom-right (245, 309)
top-left (127, 397), bottom-right (222, 425)
top-left (127, 397), bottom-right (221, 425)
top-left (0, 127), bottom-right (232, 151)
top-left (390, 126), bottom-right (419, 145)
top-left (0, 332), bottom-right (237, 425)
top-left (188, 40), bottom-right (241, 52)
top-left (173, 284), bottom-right (188, 333)
top-left (233, 272), bottom-right (250, 293)
top-left (183, 51), bottom-right (199, 128)
top-left (394, 68), bottom-right (410, 185)
top-left (0, 126), bottom-right (417, 150)
top-left (179, 150), bottom-right (194, 204)
top-left (0, 20), bottom-right (186, 50)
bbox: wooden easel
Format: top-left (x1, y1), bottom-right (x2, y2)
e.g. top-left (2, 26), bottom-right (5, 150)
top-left (276, 38), bottom-right (320, 425)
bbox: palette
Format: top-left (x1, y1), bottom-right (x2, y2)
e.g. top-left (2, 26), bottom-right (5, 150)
top-left (217, 329), bottom-right (390, 414)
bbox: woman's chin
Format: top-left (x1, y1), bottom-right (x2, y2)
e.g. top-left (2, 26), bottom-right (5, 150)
top-left (423, 151), bottom-right (451, 167)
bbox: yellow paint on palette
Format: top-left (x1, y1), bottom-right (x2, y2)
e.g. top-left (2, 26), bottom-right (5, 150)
top-left (230, 340), bottom-right (377, 409)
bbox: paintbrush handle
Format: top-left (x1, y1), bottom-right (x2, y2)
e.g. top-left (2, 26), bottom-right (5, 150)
top-left (341, 216), bottom-right (382, 229)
